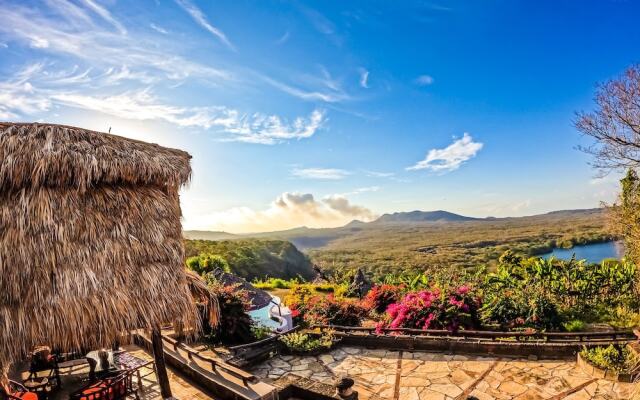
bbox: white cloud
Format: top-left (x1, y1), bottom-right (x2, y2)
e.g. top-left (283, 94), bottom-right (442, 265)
top-left (186, 192), bottom-right (376, 233)
top-left (0, 3), bottom-right (232, 84)
top-left (292, 168), bottom-right (349, 180)
top-left (79, 0), bottom-right (127, 35)
top-left (51, 90), bottom-right (325, 144)
top-left (275, 30), bottom-right (290, 45)
top-left (261, 74), bottom-right (350, 103)
top-left (414, 74), bottom-right (434, 86)
top-left (174, 0), bottom-right (235, 51)
top-left (359, 68), bottom-right (370, 88)
top-left (407, 133), bottom-right (483, 172)
top-left (341, 186), bottom-right (380, 196)
top-left (150, 23), bottom-right (168, 34)
top-left (364, 170), bottom-right (395, 178)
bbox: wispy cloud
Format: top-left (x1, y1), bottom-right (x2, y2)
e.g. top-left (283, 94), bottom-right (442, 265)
top-left (299, 5), bottom-right (342, 46)
top-left (261, 74), bottom-right (350, 103)
top-left (275, 30), bottom-right (290, 45)
top-left (407, 133), bottom-right (483, 172)
top-left (341, 186), bottom-right (380, 196)
top-left (363, 170), bottom-right (395, 178)
top-left (414, 74), bottom-right (434, 86)
top-left (52, 90), bottom-right (326, 144)
top-left (292, 168), bottom-right (350, 180)
top-left (79, 0), bottom-right (127, 35)
top-left (0, 63), bottom-right (325, 145)
top-left (174, 0), bottom-right (236, 51)
top-left (149, 23), bottom-right (168, 34)
top-left (0, 3), bottom-right (232, 83)
top-left (186, 192), bottom-right (376, 232)
top-left (359, 68), bottom-right (370, 88)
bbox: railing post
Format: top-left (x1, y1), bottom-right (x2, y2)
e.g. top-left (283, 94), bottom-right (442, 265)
top-left (151, 327), bottom-right (173, 399)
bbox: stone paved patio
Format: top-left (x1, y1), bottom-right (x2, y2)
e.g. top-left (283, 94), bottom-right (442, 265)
top-left (250, 347), bottom-right (638, 400)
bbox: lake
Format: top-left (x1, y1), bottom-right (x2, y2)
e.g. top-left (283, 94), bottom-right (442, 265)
top-left (542, 241), bottom-right (624, 263)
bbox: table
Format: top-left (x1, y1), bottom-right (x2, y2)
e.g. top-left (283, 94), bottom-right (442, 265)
top-left (22, 377), bottom-right (49, 400)
top-left (114, 351), bottom-right (156, 388)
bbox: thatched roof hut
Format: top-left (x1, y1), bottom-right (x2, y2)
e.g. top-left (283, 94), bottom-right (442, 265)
top-left (0, 122), bottom-right (198, 375)
top-left (209, 268), bottom-right (273, 311)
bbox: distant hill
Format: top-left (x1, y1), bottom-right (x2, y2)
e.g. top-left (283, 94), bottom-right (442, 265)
top-left (184, 239), bottom-right (316, 281)
top-left (374, 210), bottom-right (479, 224)
top-left (183, 230), bottom-right (238, 241)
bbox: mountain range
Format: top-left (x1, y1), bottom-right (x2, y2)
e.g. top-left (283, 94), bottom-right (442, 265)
top-left (183, 208), bottom-right (606, 249)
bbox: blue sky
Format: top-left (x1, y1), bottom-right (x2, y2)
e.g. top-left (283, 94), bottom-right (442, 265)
top-left (1, 1), bottom-right (638, 233)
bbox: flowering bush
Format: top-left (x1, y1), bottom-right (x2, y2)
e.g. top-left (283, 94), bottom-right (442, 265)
top-left (303, 294), bottom-right (367, 327)
top-left (362, 284), bottom-right (405, 315)
top-left (285, 288), bottom-right (367, 327)
top-left (205, 279), bottom-right (254, 344)
top-left (377, 285), bottom-right (481, 332)
top-left (284, 285), bottom-right (315, 325)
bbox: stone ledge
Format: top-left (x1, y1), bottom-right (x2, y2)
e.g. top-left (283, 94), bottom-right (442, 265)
top-left (577, 351), bottom-right (639, 383)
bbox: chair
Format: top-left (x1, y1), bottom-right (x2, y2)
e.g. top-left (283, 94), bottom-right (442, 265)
top-left (24, 349), bottom-right (60, 391)
top-left (70, 370), bottom-right (139, 400)
top-left (0, 380), bottom-right (38, 400)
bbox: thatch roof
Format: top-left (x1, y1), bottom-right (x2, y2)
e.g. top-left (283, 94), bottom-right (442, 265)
top-left (185, 270), bottom-right (220, 327)
top-left (209, 268), bottom-right (273, 311)
top-left (0, 122), bottom-right (198, 370)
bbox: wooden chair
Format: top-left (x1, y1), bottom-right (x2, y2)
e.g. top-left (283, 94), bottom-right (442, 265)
top-left (70, 370), bottom-right (139, 400)
top-left (0, 380), bottom-right (38, 400)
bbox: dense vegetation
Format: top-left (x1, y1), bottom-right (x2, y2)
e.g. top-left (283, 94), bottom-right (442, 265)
top-left (281, 252), bottom-right (639, 333)
top-left (580, 345), bottom-right (639, 373)
top-left (184, 239), bottom-right (315, 281)
top-left (307, 210), bottom-right (613, 281)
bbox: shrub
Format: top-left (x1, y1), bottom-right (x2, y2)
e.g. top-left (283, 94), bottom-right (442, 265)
top-left (303, 294), bottom-right (367, 327)
top-left (279, 330), bottom-right (334, 353)
top-left (580, 345), bottom-right (639, 373)
top-left (607, 306), bottom-right (640, 329)
top-left (480, 291), bottom-right (526, 330)
top-left (204, 278), bottom-right (254, 344)
top-left (563, 319), bottom-right (586, 332)
top-left (186, 254), bottom-right (231, 276)
top-left (253, 277), bottom-right (298, 290)
top-left (379, 285), bottom-right (481, 332)
top-left (284, 285), bottom-right (315, 325)
top-left (526, 292), bottom-right (562, 330)
top-left (251, 324), bottom-right (273, 340)
top-left (362, 284), bottom-right (405, 315)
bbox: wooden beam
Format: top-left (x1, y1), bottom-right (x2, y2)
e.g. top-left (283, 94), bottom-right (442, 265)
top-left (151, 327), bottom-right (173, 399)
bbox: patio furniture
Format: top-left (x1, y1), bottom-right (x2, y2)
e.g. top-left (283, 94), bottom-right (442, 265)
top-left (1, 380), bottom-right (39, 400)
top-left (113, 352), bottom-right (155, 388)
top-left (69, 370), bottom-right (138, 400)
top-left (85, 350), bottom-right (117, 382)
top-left (23, 348), bottom-right (60, 394)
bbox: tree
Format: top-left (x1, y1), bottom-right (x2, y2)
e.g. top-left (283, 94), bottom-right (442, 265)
top-left (576, 65), bottom-right (640, 171)
top-left (611, 169), bottom-right (640, 266)
top-left (186, 254), bottom-right (231, 276)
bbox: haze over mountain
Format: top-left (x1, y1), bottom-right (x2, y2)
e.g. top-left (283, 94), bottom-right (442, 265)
top-left (184, 208), bottom-right (605, 250)
top-left (374, 210), bottom-right (480, 224)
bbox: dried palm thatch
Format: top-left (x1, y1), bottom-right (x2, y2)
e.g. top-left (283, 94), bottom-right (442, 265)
top-left (0, 122), bottom-right (199, 372)
top-left (185, 270), bottom-right (220, 327)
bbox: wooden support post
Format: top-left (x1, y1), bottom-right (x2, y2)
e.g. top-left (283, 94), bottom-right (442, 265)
top-left (151, 327), bottom-right (172, 399)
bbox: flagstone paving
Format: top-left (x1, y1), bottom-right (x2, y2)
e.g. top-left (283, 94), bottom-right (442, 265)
top-left (250, 347), bottom-right (638, 400)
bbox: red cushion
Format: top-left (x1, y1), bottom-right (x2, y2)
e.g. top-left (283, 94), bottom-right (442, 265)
top-left (13, 393), bottom-right (38, 400)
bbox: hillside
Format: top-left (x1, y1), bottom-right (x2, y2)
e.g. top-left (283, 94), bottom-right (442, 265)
top-left (184, 208), bottom-right (613, 280)
top-left (183, 230), bottom-right (238, 241)
top-left (184, 239), bottom-right (316, 281)
top-left (374, 210), bottom-right (479, 223)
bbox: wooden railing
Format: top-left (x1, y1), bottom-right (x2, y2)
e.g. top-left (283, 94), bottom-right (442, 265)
top-left (160, 335), bottom-right (259, 386)
top-left (228, 325), bottom-right (301, 352)
top-left (313, 325), bottom-right (637, 343)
